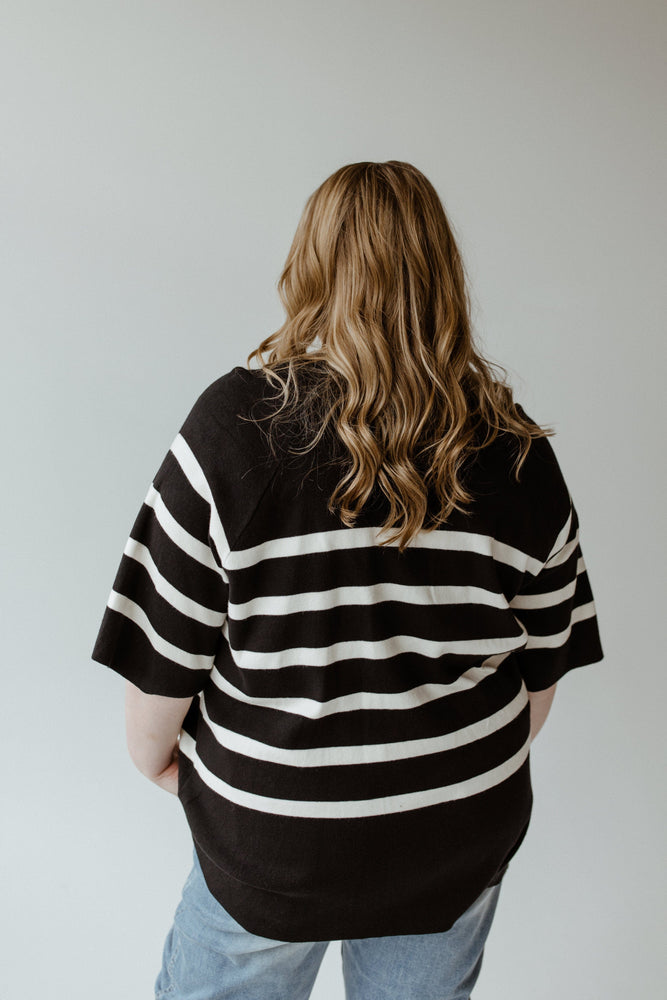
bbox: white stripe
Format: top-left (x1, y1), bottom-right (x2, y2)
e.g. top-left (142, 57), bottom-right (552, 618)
top-left (226, 526), bottom-right (544, 576)
top-left (208, 653), bottom-right (508, 719)
top-left (510, 556), bottom-right (588, 610)
top-left (143, 485), bottom-right (219, 572)
top-left (218, 618), bottom-right (528, 670)
top-left (510, 554), bottom-right (589, 611)
top-left (177, 729), bottom-right (532, 818)
top-left (169, 433), bottom-right (230, 582)
top-left (545, 505), bottom-right (574, 564)
top-left (230, 581), bottom-right (512, 620)
top-left (523, 599), bottom-right (598, 651)
top-left (123, 538), bottom-right (226, 627)
top-left (543, 531), bottom-right (580, 571)
top-left (510, 576), bottom-right (577, 610)
top-left (194, 684), bottom-right (528, 768)
top-left (107, 590), bottom-right (216, 671)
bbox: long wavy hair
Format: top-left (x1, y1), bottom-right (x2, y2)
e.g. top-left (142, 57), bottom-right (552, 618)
top-left (243, 160), bottom-right (554, 553)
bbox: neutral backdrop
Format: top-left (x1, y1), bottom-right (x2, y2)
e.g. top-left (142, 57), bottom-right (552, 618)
top-left (2, 2), bottom-right (665, 997)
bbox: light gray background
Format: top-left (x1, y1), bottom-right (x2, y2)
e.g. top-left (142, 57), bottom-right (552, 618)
top-left (2, 2), bottom-right (665, 997)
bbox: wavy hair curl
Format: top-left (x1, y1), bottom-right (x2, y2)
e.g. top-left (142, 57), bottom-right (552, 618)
top-left (243, 160), bottom-right (554, 553)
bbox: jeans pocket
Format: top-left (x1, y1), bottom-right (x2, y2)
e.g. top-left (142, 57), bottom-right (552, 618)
top-left (154, 924), bottom-right (181, 998)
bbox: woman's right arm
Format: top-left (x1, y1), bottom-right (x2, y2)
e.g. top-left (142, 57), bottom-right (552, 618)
top-left (527, 683), bottom-right (558, 743)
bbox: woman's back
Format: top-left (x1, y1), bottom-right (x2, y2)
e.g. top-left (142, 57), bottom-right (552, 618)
top-left (91, 361), bottom-right (603, 942)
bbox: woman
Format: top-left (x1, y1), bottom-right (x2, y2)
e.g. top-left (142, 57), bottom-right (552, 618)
top-left (91, 160), bottom-right (604, 999)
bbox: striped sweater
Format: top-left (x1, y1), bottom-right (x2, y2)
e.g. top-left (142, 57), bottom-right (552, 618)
top-left (91, 363), bottom-right (604, 941)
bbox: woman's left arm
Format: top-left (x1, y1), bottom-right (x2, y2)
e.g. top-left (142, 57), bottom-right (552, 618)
top-left (125, 680), bottom-right (194, 794)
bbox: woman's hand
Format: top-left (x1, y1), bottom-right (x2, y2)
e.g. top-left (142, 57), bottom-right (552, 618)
top-left (124, 681), bottom-right (194, 794)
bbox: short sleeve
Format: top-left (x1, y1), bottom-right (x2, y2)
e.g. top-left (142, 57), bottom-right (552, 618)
top-left (91, 414), bottom-right (229, 697)
top-left (509, 496), bottom-right (604, 692)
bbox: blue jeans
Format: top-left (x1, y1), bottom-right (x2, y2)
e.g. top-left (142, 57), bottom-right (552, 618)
top-left (155, 845), bottom-right (503, 1000)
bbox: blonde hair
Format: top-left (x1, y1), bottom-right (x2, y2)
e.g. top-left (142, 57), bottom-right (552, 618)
top-left (244, 160), bottom-right (554, 553)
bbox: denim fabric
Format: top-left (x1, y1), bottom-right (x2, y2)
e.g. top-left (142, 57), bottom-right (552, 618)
top-left (155, 845), bottom-right (502, 1000)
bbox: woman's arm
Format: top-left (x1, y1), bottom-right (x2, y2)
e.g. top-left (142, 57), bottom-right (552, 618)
top-left (125, 680), bottom-right (194, 789)
top-left (527, 683), bottom-right (558, 743)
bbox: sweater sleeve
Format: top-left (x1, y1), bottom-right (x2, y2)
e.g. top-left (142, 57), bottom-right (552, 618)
top-left (90, 411), bottom-right (229, 697)
top-left (509, 496), bottom-right (604, 692)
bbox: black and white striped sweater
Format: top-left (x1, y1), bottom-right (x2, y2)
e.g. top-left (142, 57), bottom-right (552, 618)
top-left (91, 363), bottom-right (604, 942)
